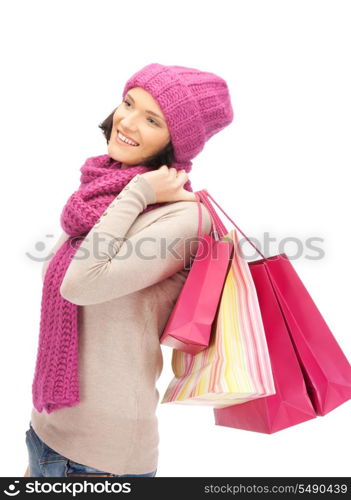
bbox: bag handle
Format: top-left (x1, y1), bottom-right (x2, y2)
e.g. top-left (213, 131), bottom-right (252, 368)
top-left (194, 191), bottom-right (221, 241)
top-left (196, 190), bottom-right (227, 238)
top-left (196, 189), bottom-right (265, 259)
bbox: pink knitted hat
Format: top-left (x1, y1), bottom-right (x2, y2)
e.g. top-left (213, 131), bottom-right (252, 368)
top-left (122, 63), bottom-right (234, 162)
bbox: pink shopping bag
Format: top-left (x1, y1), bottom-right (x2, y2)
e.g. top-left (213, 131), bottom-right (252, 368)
top-left (214, 258), bottom-right (317, 433)
top-left (159, 192), bottom-right (233, 355)
top-left (248, 254), bottom-right (351, 416)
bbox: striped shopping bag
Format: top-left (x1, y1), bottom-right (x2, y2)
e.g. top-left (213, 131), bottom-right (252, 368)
top-left (161, 226), bottom-right (276, 406)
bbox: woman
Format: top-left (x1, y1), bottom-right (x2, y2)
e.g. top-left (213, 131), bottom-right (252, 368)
top-left (25, 63), bottom-right (234, 477)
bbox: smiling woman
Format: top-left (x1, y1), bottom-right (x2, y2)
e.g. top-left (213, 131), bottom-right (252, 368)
top-left (99, 87), bottom-right (175, 170)
top-left (27, 62), bottom-right (234, 477)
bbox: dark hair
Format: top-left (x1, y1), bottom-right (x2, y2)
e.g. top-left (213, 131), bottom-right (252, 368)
top-left (98, 108), bottom-right (175, 170)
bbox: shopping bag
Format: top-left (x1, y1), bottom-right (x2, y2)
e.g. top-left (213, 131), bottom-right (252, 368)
top-left (160, 192), bottom-right (233, 355)
top-left (199, 188), bottom-right (351, 431)
top-left (249, 254), bottom-right (351, 416)
top-left (214, 257), bottom-right (317, 433)
top-left (161, 218), bottom-right (276, 406)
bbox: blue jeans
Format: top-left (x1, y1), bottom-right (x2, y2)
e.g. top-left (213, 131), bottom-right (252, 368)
top-left (25, 422), bottom-right (157, 477)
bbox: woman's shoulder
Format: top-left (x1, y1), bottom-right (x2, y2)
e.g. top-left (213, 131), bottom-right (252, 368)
top-left (157, 199), bottom-right (213, 236)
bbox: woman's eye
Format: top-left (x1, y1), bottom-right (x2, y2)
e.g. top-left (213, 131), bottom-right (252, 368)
top-left (148, 117), bottom-right (159, 126)
top-left (123, 100), bottom-right (159, 126)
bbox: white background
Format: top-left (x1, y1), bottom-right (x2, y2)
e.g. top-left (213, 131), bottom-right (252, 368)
top-left (1, 0), bottom-right (350, 477)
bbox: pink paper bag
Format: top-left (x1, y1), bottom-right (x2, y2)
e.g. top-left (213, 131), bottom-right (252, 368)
top-left (159, 192), bottom-right (233, 355)
top-left (214, 258), bottom-right (317, 433)
top-left (249, 254), bottom-right (351, 416)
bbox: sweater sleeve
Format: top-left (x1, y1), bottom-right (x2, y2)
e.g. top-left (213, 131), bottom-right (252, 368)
top-left (59, 174), bottom-right (212, 305)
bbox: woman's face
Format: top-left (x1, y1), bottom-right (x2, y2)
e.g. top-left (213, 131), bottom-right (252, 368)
top-left (108, 86), bottom-right (170, 168)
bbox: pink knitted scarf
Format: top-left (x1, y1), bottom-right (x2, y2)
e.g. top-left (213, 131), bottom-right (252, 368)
top-left (32, 153), bottom-right (193, 413)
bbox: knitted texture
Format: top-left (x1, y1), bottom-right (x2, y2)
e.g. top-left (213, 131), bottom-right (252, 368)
top-left (122, 63), bottom-right (234, 162)
top-left (32, 154), bottom-right (194, 413)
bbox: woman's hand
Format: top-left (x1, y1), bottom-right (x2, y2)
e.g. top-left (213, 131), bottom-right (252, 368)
top-left (140, 165), bottom-right (196, 203)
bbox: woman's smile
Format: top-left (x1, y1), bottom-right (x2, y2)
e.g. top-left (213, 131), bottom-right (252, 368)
top-left (115, 130), bottom-right (140, 147)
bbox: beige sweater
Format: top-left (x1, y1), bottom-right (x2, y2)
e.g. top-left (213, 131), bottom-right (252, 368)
top-left (30, 174), bottom-right (212, 475)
